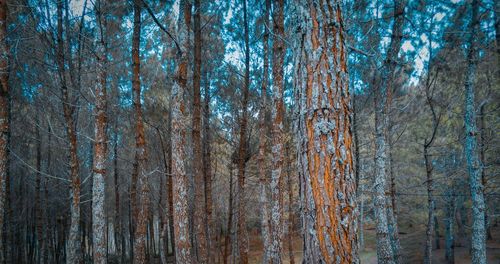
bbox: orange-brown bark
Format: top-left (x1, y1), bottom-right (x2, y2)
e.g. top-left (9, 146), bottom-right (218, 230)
top-left (294, 1), bottom-right (358, 263)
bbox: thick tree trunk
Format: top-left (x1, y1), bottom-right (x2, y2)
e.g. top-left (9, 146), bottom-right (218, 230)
top-left (293, 1), bottom-right (359, 262)
top-left (170, 1), bottom-right (193, 262)
top-left (92, 3), bottom-right (108, 262)
top-left (258, 0), bottom-right (271, 261)
top-left (236, 0), bottom-right (250, 262)
top-left (56, 1), bottom-right (81, 262)
top-left (0, 1), bottom-right (8, 262)
top-left (270, 0), bottom-right (285, 262)
top-left (463, 1), bottom-right (487, 263)
top-left (192, 0), bottom-right (208, 261)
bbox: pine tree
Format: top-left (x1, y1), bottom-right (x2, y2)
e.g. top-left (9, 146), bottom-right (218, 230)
top-left (171, 0), bottom-right (194, 262)
top-left (92, 1), bottom-right (108, 262)
top-left (294, 0), bottom-right (359, 262)
top-left (270, 0), bottom-right (285, 262)
top-left (463, 1), bottom-right (487, 263)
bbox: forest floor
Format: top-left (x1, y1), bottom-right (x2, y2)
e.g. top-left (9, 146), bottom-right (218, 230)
top-left (246, 225), bottom-right (500, 263)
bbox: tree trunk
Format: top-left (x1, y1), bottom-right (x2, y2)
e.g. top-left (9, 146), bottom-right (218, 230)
top-left (224, 162), bottom-right (233, 264)
top-left (435, 216), bottom-right (440, 249)
top-left (444, 190), bottom-right (455, 264)
top-left (92, 2), bottom-right (108, 262)
top-left (236, 0), bottom-right (250, 262)
top-left (373, 0), bottom-right (406, 262)
top-left (167, 106), bottom-right (175, 258)
top-left (192, 0), bottom-right (208, 261)
top-left (35, 122), bottom-right (44, 264)
top-left (359, 173), bottom-right (365, 251)
top-left (352, 94), bottom-right (360, 191)
top-left (386, 139), bottom-right (401, 264)
top-left (0, 0), bottom-right (8, 262)
top-left (270, 0), bottom-right (285, 262)
top-left (424, 145), bottom-right (435, 264)
top-left (170, 1), bottom-right (193, 262)
top-left (4, 171), bottom-right (11, 263)
top-left (293, 1), bottom-right (359, 262)
top-left (113, 120), bottom-right (123, 263)
top-left (463, 1), bottom-right (487, 263)
top-left (44, 124), bottom-right (52, 264)
top-left (495, 0), bottom-right (500, 76)
top-left (479, 104), bottom-right (492, 241)
top-left (156, 125), bottom-right (169, 264)
top-left (373, 78), bottom-right (395, 264)
top-left (202, 72), bottom-right (215, 264)
top-left (131, 1), bottom-right (150, 263)
top-left (56, 1), bottom-right (81, 262)
top-left (286, 144), bottom-right (295, 264)
top-left (258, 0), bottom-right (271, 261)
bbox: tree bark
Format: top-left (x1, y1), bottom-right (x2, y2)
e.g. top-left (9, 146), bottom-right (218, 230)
top-left (373, 78), bottom-right (394, 264)
top-left (192, 0), bottom-right (208, 261)
top-left (45, 124), bottom-right (52, 264)
top-left (224, 162), bottom-right (234, 264)
top-left (386, 137), bottom-right (401, 263)
top-left (56, 1), bottom-right (81, 262)
top-left (92, 2), bottom-right (108, 262)
top-left (424, 145), bottom-right (435, 264)
top-left (131, 1), bottom-right (150, 263)
top-left (270, 0), bottom-right (285, 262)
top-left (479, 104), bottom-right (492, 241)
top-left (0, 1), bottom-right (8, 262)
top-left (286, 144), bottom-right (295, 264)
top-left (35, 121), bottom-right (45, 264)
top-left (170, 1), bottom-right (193, 262)
top-left (236, 0), bottom-right (251, 262)
top-left (444, 190), bottom-right (455, 264)
top-left (202, 72), bottom-right (215, 264)
top-left (463, 1), bottom-right (487, 263)
top-left (167, 106), bottom-right (175, 258)
top-left (373, 0), bottom-right (406, 262)
top-left (157, 126), bottom-right (168, 264)
top-left (293, 1), bottom-right (359, 262)
top-left (258, 0), bottom-right (271, 261)
top-left (495, 0), bottom-right (500, 76)
top-left (113, 118), bottom-right (124, 263)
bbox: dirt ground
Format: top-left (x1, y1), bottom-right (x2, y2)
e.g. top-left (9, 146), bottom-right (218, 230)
top-left (246, 226), bottom-right (500, 263)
